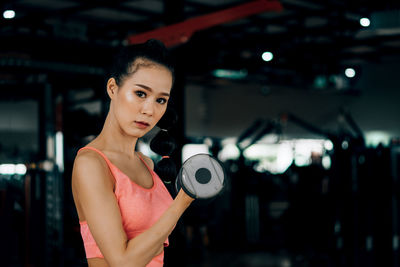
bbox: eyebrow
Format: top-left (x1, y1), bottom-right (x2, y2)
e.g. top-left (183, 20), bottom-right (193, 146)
top-left (135, 83), bottom-right (170, 97)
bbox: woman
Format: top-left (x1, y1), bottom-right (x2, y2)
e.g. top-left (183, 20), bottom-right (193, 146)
top-left (71, 39), bottom-right (194, 267)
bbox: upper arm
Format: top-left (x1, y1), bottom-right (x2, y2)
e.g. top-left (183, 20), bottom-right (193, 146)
top-left (71, 152), bottom-right (128, 265)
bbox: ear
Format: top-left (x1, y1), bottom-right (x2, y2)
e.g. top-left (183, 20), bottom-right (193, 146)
top-left (107, 78), bottom-right (118, 99)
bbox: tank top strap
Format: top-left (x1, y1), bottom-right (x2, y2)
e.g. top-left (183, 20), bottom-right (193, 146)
top-left (137, 152), bottom-right (153, 174)
top-left (77, 146), bottom-right (114, 168)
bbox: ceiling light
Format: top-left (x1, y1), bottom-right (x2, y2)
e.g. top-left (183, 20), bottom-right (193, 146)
top-left (360, 17), bottom-right (370, 27)
top-left (324, 140), bottom-right (333, 151)
top-left (212, 69), bottom-right (248, 79)
top-left (3, 9), bottom-right (15, 19)
top-left (345, 68), bottom-right (356, 78)
top-left (262, 51), bottom-right (273, 62)
top-left (0, 164), bottom-right (27, 175)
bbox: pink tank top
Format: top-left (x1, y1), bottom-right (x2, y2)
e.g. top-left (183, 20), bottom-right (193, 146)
top-left (77, 146), bottom-right (173, 267)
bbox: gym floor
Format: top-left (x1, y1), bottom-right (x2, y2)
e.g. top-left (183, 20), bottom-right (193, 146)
top-left (172, 249), bottom-right (335, 267)
top-left (186, 251), bottom-right (293, 267)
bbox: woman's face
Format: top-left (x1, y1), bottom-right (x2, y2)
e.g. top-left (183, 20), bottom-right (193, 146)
top-left (108, 63), bottom-right (173, 138)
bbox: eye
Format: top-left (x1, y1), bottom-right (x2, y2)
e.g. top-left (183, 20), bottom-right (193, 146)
top-left (157, 98), bottom-right (168, 104)
top-left (135, 91), bottom-right (146, 98)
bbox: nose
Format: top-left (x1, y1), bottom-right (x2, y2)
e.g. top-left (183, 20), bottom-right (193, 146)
top-left (140, 99), bottom-right (154, 116)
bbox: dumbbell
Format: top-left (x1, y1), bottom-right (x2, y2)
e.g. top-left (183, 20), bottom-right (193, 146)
top-left (175, 154), bottom-right (225, 199)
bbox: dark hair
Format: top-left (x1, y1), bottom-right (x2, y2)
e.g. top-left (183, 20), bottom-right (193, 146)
top-left (109, 39), bottom-right (175, 86)
top-left (150, 107), bottom-right (179, 183)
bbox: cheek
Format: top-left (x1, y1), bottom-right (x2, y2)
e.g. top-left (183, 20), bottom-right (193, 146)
top-left (124, 92), bottom-right (136, 103)
top-left (119, 92), bottom-right (139, 113)
top-left (114, 94), bottom-right (137, 121)
top-left (150, 107), bottom-right (165, 125)
top-left (157, 106), bottom-right (167, 117)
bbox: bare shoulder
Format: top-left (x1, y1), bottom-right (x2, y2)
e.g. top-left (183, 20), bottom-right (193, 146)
top-left (137, 151), bottom-right (155, 170)
top-left (73, 149), bottom-right (106, 174)
top-left (72, 149), bottom-right (114, 189)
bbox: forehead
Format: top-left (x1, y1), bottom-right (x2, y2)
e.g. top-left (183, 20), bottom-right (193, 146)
top-left (129, 58), bottom-right (171, 75)
top-left (130, 64), bottom-right (172, 81)
top-left (125, 60), bottom-right (171, 81)
top-left (124, 62), bottom-right (173, 90)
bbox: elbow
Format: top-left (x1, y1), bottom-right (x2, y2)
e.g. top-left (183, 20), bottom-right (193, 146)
top-left (107, 244), bottom-right (164, 267)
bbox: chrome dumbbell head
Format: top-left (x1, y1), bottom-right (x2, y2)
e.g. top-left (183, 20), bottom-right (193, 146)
top-left (176, 154), bottom-right (225, 199)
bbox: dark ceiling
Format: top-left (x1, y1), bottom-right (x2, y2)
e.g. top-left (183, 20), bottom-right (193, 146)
top-left (1, 0), bottom-right (400, 91)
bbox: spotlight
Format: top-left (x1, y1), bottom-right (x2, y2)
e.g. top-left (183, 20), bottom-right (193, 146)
top-left (345, 68), bottom-right (356, 78)
top-left (262, 51), bottom-right (273, 62)
top-left (360, 17), bottom-right (370, 27)
top-left (3, 9), bottom-right (15, 19)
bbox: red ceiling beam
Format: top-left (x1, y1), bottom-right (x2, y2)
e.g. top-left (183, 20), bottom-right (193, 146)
top-left (126, 0), bottom-right (283, 47)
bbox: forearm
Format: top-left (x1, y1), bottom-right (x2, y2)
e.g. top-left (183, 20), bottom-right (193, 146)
top-left (117, 189), bottom-right (193, 266)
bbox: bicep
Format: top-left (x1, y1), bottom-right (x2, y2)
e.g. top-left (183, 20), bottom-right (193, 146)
top-left (72, 155), bottom-right (128, 264)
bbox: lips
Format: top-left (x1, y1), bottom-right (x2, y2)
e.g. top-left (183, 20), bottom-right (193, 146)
top-left (135, 121), bottom-right (150, 129)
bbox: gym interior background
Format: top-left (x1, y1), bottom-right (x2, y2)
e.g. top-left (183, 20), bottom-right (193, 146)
top-left (1, 0), bottom-right (400, 266)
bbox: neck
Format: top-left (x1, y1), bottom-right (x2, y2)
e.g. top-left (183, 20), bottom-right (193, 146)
top-left (96, 112), bottom-right (138, 158)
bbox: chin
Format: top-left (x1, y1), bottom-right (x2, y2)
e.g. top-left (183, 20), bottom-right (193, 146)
top-left (129, 128), bottom-right (151, 138)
